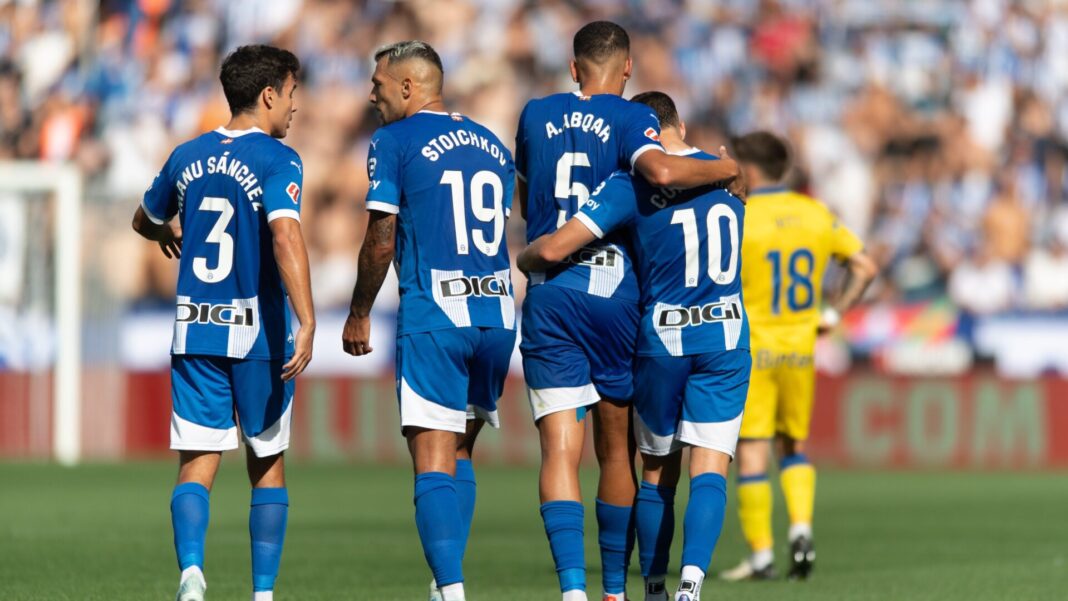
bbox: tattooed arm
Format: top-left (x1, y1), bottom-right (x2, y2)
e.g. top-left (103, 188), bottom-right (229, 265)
top-left (342, 211), bottom-right (397, 356)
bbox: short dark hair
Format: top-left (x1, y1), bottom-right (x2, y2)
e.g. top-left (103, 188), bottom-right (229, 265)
top-left (374, 40), bottom-right (444, 75)
top-left (631, 91), bottom-right (680, 129)
top-left (220, 45), bottom-right (300, 115)
top-left (573, 21), bottom-right (630, 63)
top-left (730, 131), bottom-right (791, 181)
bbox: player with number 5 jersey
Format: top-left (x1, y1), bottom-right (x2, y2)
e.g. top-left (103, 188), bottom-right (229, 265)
top-left (342, 41), bottom-right (515, 601)
top-left (520, 92), bottom-right (749, 601)
top-left (516, 22), bottom-right (745, 601)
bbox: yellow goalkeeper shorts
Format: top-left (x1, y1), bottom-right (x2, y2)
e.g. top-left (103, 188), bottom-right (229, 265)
top-left (740, 328), bottom-right (816, 441)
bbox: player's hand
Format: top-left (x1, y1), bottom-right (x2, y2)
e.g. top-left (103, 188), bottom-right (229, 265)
top-left (817, 307), bottom-right (841, 336)
top-left (342, 313), bottom-right (373, 356)
top-left (158, 221), bottom-right (183, 259)
top-left (719, 146), bottom-right (747, 202)
top-left (281, 325), bottom-right (314, 381)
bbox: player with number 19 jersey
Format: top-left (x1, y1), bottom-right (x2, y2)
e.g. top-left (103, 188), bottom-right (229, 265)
top-left (516, 92), bottom-right (663, 417)
top-left (141, 125), bottom-right (303, 455)
top-left (366, 110), bottom-right (516, 432)
top-left (578, 149), bottom-right (750, 456)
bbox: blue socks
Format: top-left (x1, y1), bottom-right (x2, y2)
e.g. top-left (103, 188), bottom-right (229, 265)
top-left (596, 499), bottom-right (633, 595)
top-left (171, 482), bottom-right (210, 571)
top-left (681, 473), bottom-right (727, 571)
top-left (635, 481), bottom-right (676, 578)
top-left (541, 500), bottom-right (586, 592)
top-left (249, 487), bottom-right (289, 592)
top-left (455, 459), bottom-right (477, 558)
top-left (414, 472), bottom-right (465, 587)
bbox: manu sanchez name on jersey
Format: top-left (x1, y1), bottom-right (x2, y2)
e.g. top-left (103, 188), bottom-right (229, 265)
top-left (366, 111), bottom-right (516, 335)
top-left (141, 126), bottom-right (303, 361)
top-left (515, 92), bottom-right (665, 302)
top-left (577, 149), bottom-right (749, 357)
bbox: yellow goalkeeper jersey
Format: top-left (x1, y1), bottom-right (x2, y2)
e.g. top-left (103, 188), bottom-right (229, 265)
top-left (741, 187), bottom-right (863, 336)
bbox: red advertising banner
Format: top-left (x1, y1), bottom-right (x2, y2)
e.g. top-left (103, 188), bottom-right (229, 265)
top-left (2, 368), bottom-right (1066, 467)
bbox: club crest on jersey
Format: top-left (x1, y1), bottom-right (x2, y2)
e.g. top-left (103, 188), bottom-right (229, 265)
top-left (656, 299), bottom-right (743, 328)
top-left (438, 274), bottom-right (510, 299)
top-left (644, 127), bottom-right (660, 142)
top-left (176, 302), bottom-right (256, 326)
top-left (286, 182), bottom-right (300, 204)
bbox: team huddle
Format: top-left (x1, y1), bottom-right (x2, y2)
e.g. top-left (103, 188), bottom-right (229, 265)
top-left (131, 20), bottom-right (876, 601)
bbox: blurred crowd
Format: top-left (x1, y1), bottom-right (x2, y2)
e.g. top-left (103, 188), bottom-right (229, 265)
top-left (4, 0), bottom-right (1068, 316)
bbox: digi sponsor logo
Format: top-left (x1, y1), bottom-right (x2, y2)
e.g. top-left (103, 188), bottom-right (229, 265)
top-left (565, 245), bottom-right (618, 268)
top-left (286, 182), bottom-right (300, 204)
top-left (644, 127), bottom-right (660, 142)
top-left (656, 299), bottom-right (743, 328)
top-left (177, 302), bottom-right (255, 326)
top-left (438, 275), bottom-right (510, 299)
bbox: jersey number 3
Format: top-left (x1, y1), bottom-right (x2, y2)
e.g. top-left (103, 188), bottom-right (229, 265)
top-left (193, 196), bottom-right (234, 283)
top-left (440, 170), bottom-right (505, 256)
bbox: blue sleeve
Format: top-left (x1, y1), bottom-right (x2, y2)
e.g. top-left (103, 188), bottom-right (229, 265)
top-left (263, 148), bottom-right (304, 223)
top-left (141, 151), bottom-right (178, 224)
top-left (620, 102), bottom-right (664, 169)
top-left (575, 172), bottom-right (636, 238)
top-left (514, 102), bottom-right (530, 183)
top-left (366, 128), bottom-right (403, 215)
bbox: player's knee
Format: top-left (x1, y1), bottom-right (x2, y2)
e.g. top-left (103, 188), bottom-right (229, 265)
top-left (736, 439), bottom-right (771, 476)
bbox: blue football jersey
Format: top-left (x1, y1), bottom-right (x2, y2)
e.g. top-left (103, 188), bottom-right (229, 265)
top-left (516, 92), bottom-right (664, 302)
top-left (366, 111), bottom-right (516, 335)
top-left (577, 149), bottom-right (749, 357)
top-left (141, 126), bottom-right (303, 360)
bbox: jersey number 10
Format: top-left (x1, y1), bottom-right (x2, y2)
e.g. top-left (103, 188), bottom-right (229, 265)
top-left (671, 206), bottom-right (739, 288)
top-left (440, 170), bottom-right (505, 257)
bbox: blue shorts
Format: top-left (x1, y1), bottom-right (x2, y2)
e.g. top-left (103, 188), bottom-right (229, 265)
top-left (396, 326), bottom-right (516, 434)
top-left (170, 355), bottom-right (294, 457)
top-left (520, 285), bottom-right (638, 420)
top-left (632, 349), bottom-right (751, 457)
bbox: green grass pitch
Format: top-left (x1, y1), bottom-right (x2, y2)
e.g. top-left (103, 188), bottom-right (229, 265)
top-left (1, 461), bottom-right (1066, 600)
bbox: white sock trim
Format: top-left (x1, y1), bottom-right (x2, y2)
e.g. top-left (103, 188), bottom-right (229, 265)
top-left (751, 548), bottom-right (774, 570)
top-left (440, 582), bottom-right (466, 601)
top-left (252, 591), bottom-right (273, 601)
top-left (680, 564), bottom-right (705, 585)
top-left (563, 589), bottom-right (589, 601)
top-left (180, 565), bottom-right (204, 583)
top-left (789, 522), bottom-right (813, 542)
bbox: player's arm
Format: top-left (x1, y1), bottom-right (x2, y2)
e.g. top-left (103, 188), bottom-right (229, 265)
top-left (271, 217), bottom-right (316, 380)
top-left (517, 177), bottom-right (528, 221)
top-left (262, 152), bottom-right (315, 380)
top-left (132, 157), bottom-right (182, 258)
top-left (342, 211), bottom-right (396, 356)
top-left (518, 173), bottom-right (632, 272)
top-left (633, 146), bottom-right (745, 198)
top-left (517, 217), bottom-right (598, 273)
top-left (131, 206), bottom-right (182, 258)
top-left (821, 249), bottom-right (878, 334)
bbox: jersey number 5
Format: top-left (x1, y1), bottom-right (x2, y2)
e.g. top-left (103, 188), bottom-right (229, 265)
top-left (193, 196), bottom-right (234, 283)
top-left (441, 170), bottom-right (505, 256)
top-left (671, 206), bottom-right (739, 288)
top-left (555, 152), bottom-right (591, 228)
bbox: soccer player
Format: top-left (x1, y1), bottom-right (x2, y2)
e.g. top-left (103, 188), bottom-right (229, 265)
top-left (520, 91), bottom-right (748, 601)
top-left (718, 132), bottom-right (877, 582)
top-left (516, 22), bottom-right (744, 601)
top-left (341, 41), bottom-right (516, 601)
top-left (131, 45), bottom-right (314, 601)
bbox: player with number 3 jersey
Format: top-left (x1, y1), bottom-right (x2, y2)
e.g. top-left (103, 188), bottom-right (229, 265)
top-left (132, 45), bottom-right (315, 601)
